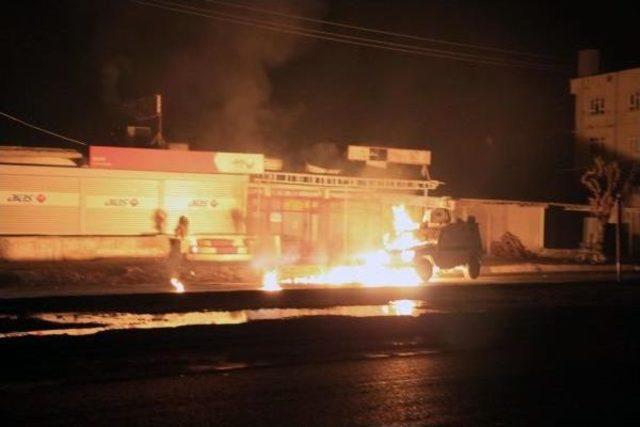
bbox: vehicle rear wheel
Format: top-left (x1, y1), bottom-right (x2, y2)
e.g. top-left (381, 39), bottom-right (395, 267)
top-left (415, 257), bottom-right (433, 283)
top-left (463, 257), bottom-right (481, 279)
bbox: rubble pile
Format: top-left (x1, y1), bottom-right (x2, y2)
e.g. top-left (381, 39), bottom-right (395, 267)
top-left (490, 232), bottom-right (533, 260)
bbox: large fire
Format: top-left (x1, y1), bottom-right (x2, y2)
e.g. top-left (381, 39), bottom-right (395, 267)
top-left (264, 204), bottom-right (426, 288)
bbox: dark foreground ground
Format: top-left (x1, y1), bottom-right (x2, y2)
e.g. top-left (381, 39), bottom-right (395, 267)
top-left (2, 281), bottom-right (640, 425)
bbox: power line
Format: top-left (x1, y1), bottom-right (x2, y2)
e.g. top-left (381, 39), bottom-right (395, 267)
top-left (0, 111), bottom-right (88, 146)
top-left (140, 0), bottom-right (566, 71)
top-left (204, 0), bottom-right (564, 70)
top-left (205, 0), bottom-right (562, 62)
top-left (132, 0), bottom-right (570, 73)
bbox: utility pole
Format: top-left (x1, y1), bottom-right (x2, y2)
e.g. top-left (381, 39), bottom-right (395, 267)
top-left (615, 193), bottom-right (622, 283)
top-left (153, 94), bottom-right (166, 148)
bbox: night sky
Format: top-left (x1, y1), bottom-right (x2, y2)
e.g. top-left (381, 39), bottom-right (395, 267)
top-left (1, 0), bottom-right (638, 200)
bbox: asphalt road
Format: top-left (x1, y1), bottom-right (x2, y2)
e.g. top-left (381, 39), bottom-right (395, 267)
top-left (2, 279), bottom-right (640, 425)
top-left (0, 269), bottom-right (635, 298)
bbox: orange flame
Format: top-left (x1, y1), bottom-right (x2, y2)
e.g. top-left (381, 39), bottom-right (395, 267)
top-left (384, 299), bottom-right (418, 316)
top-left (262, 269), bottom-right (282, 292)
top-left (170, 277), bottom-right (185, 293)
top-left (286, 204), bottom-right (425, 287)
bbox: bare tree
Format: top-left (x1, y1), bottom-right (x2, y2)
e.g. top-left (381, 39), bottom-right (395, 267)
top-left (581, 156), bottom-right (638, 254)
top-left (581, 157), bottom-right (620, 228)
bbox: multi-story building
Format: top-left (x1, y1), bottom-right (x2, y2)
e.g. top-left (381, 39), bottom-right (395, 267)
top-left (570, 50), bottom-right (640, 168)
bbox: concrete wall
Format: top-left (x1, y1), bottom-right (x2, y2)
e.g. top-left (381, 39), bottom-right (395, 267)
top-left (0, 235), bottom-right (170, 262)
top-left (454, 199), bottom-right (546, 254)
top-left (456, 198), bottom-right (640, 260)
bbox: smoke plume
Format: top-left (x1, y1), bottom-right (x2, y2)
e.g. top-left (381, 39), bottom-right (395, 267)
top-left (164, 0), bottom-right (324, 154)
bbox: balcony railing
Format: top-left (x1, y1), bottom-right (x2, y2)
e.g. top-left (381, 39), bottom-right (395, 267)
top-left (251, 171), bottom-right (442, 191)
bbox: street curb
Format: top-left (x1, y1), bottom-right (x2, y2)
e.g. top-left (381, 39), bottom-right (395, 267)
top-left (483, 263), bottom-right (640, 275)
top-left (275, 262), bottom-right (640, 277)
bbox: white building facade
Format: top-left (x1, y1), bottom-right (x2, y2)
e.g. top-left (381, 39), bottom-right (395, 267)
top-left (570, 63), bottom-right (640, 168)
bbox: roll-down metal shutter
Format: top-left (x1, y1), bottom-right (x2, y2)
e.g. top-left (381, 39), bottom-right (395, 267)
top-left (163, 175), bottom-right (247, 235)
top-left (0, 174), bottom-right (80, 235)
top-left (82, 178), bottom-right (159, 235)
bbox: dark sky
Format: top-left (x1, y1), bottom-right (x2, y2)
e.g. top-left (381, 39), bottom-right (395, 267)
top-left (1, 0), bottom-right (638, 200)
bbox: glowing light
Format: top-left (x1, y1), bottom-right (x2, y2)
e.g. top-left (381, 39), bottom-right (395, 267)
top-left (387, 299), bottom-right (418, 316)
top-left (189, 237), bottom-right (198, 254)
top-left (262, 269), bottom-right (282, 292)
top-left (432, 264), bottom-right (442, 278)
top-left (400, 250), bottom-right (415, 263)
top-left (170, 277), bottom-right (185, 293)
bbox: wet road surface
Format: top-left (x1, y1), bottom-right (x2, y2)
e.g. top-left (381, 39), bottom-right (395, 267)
top-left (4, 344), bottom-right (639, 426)
top-left (2, 281), bottom-right (640, 425)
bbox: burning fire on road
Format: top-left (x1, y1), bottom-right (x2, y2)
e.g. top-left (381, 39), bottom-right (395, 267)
top-left (262, 204), bottom-right (427, 289)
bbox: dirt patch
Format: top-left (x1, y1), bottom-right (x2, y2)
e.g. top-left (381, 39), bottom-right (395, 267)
top-left (0, 258), bottom-right (261, 289)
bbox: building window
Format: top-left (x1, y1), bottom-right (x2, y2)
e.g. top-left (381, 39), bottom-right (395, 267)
top-left (630, 91), bottom-right (640, 111)
top-left (589, 97), bottom-right (606, 115)
top-left (588, 137), bottom-right (606, 157)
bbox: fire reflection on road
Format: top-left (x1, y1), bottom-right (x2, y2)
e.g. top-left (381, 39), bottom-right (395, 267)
top-left (0, 300), bottom-right (433, 339)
